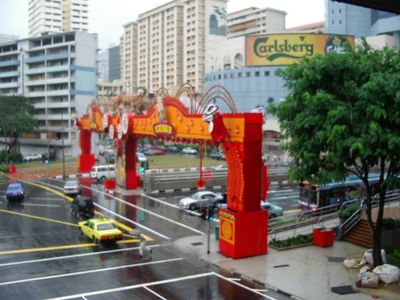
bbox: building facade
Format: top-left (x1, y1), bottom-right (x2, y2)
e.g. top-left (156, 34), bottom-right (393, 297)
top-left (120, 21), bottom-right (138, 93)
top-left (325, 0), bottom-right (400, 48)
top-left (108, 46), bottom-right (120, 82)
top-left (120, 0), bottom-right (227, 94)
top-left (227, 7), bottom-right (286, 39)
top-left (0, 31), bottom-right (97, 157)
top-left (28, 0), bottom-right (89, 37)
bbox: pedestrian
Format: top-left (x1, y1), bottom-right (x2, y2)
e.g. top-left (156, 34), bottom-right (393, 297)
top-left (139, 235), bottom-right (152, 258)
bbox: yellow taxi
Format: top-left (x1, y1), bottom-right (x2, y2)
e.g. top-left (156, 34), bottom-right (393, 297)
top-left (79, 217), bottom-right (123, 244)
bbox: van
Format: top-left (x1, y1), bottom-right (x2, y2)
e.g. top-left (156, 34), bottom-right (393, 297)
top-left (90, 165), bottom-right (116, 182)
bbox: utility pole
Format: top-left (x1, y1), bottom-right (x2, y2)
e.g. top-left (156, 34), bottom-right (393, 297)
top-left (61, 109), bottom-right (65, 179)
top-left (207, 198), bottom-right (211, 255)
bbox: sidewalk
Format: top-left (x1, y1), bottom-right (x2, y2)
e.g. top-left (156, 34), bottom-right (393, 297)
top-left (173, 233), bottom-right (400, 300)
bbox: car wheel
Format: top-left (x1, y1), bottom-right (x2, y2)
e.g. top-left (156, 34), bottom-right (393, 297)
top-left (189, 204), bottom-right (196, 210)
top-left (93, 236), bottom-right (98, 244)
top-left (100, 176), bottom-right (106, 183)
top-left (269, 214), bottom-right (276, 219)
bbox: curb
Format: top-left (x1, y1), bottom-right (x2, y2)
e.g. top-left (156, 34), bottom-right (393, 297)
top-left (54, 173), bottom-right (90, 179)
top-left (150, 185), bottom-right (224, 194)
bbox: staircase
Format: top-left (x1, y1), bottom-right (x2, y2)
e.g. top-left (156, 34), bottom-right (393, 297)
top-left (343, 219), bottom-right (373, 248)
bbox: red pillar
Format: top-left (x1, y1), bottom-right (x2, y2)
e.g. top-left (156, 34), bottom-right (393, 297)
top-left (219, 113), bottom-right (268, 258)
top-left (78, 130), bottom-right (95, 173)
top-left (125, 135), bottom-right (141, 189)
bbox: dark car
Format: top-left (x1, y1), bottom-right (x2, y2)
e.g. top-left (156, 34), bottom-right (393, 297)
top-left (167, 145), bottom-right (179, 153)
top-left (71, 196), bottom-right (95, 219)
top-left (209, 151), bottom-right (225, 160)
top-left (6, 182), bottom-right (25, 200)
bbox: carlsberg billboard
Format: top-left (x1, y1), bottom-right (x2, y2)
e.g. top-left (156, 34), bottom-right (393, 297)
top-left (246, 33), bottom-right (354, 66)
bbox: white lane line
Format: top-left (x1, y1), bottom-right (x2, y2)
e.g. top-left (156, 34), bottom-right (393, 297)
top-left (141, 194), bottom-right (180, 209)
top-left (46, 272), bottom-right (216, 300)
top-left (213, 273), bottom-right (277, 299)
top-left (30, 179), bottom-right (204, 236)
top-left (81, 185), bottom-right (204, 236)
top-left (143, 286), bottom-right (167, 300)
top-left (0, 257), bottom-right (184, 286)
top-left (269, 196), bottom-right (298, 200)
top-left (95, 204), bottom-right (171, 240)
top-left (0, 244), bottom-right (166, 268)
top-left (23, 203), bottom-right (60, 208)
top-left (268, 189), bottom-right (293, 193)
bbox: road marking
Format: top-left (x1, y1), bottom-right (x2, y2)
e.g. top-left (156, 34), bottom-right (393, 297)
top-left (0, 257), bottom-right (184, 287)
top-left (28, 197), bottom-right (66, 201)
top-left (19, 180), bottom-right (134, 233)
top-left (141, 193), bottom-right (180, 209)
top-left (268, 189), bottom-right (293, 193)
top-left (74, 182), bottom-right (203, 236)
top-left (143, 286), bottom-right (167, 300)
top-left (23, 203), bottom-right (60, 208)
top-left (0, 243), bottom-right (94, 255)
top-left (0, 244), bottom-right (165, 267)
top-left (46, 271), bottom-right (215, 300)
top-left (0, 208), bottom-right (78, 227)
top-left (213, 273), bottom-right (277, 299)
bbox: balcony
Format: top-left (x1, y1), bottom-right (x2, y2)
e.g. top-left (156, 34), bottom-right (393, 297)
top-left (0, 81), bottom-right (18, 89)
top-left (0, 71), bottom-right (19, 78)
top-left (0, 59), bottom-right (19, 67)
top-left (25, 90), bottom-right (46, 97)
top-left (46, 89), bottom-right (70, 97)
top-left (25, 79), bottom-right (46, 86)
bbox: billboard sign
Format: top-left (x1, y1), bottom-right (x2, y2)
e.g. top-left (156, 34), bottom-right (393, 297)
top-left (246, 34), bottom-right (354, 66)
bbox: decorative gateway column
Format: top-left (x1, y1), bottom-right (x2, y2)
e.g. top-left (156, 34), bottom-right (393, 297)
top-left (203, 104), bottom-right (268, 258)
top-left (77, 126), bottom-right (95, 173)
top-left (122, 112), bottom-right (141, 189)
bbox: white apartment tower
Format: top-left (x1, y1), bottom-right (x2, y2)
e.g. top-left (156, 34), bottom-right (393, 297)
top-left (121, 22), bottom-right (138, 93)
top-left (227, 7), bottom-right (286, 39)
top-left (121, 0), bottom-right (228, 94)
top-left (28, 0), bottom-right (89, 37)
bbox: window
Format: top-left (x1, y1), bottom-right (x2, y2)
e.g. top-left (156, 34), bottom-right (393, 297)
top-left (255, 71), bottom-right (260, 77)
top-left (264, 71), bottom-right (270, 76)
top-left (246, 72), bottom-right (251, 77)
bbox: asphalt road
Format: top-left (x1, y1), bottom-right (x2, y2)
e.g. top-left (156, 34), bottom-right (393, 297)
top-left (0, 176), bottom-right (290, 299)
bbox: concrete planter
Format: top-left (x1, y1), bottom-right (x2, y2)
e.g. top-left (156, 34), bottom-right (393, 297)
top-left (382, 228), bottom-right (400, 248)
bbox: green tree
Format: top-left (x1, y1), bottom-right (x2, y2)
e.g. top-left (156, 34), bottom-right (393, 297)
top-left (0, 95), bottom-right (37, 162)
top-left (271, 41), bottom-right (400, 267)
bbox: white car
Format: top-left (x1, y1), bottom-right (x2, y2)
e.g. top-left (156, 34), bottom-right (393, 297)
top-left (179, 191), bottom-right (223, 210)
top-left (137, 152), bottom-right (148, 162)
top-left (182, 147), bottom-right (197, 154)
top-left (23, 154), bottom-right (43, 162)
top-left (63, 180), bottom-right (81, 195)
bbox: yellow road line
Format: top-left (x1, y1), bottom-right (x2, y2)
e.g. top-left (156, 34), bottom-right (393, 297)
top-left (20, 180), bottom-right (134, 233)
top-left (0, 208), bottom-right (78, 227)
top-left (0, 239), bottom-right (142, 255)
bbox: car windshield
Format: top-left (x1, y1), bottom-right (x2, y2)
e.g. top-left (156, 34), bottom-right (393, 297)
top-left (8, 185), bottom-right (21, 191)
top-left (97, 223), bottom-right (116, 231)
top-left (65, 181), bottom-right (78, 187)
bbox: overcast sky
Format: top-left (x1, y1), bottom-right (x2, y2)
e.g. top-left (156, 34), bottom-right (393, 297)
top-left (0, 0), bottom-right (325, 49)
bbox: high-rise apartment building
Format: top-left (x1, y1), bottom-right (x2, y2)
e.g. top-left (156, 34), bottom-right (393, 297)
top-left (0, 31), bottom-right (97, 157)
top-left (28, 0), bottom-right (89, 37)
top-left (227, 7), bottom-right (286, 39)
top-left (121, 0), bottom-right (228, 94)
top-left (120, 21), bottom-right (138, 93)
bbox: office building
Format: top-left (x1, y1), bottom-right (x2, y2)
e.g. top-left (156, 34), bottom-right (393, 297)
top-left (0, 31), bottom-right (97, 157)
top-left (28, 0), bottom-right (89, 37)
top-left (108, 46), bottom-right (120, 82)
top-left (325, 0), bottom-right (400, 48)
top-left (227, 7), bottom-right (286, 39)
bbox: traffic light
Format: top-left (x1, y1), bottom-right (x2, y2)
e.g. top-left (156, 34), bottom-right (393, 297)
top-left (139, 161), bottom-right (146, 173)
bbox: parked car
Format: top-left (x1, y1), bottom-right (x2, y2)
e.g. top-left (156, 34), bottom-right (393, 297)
top-left (6, 182), bottom-right (24, 200)
top-left (63, 180), bottom-right (81, 195)
top-left (179, 191), bottom-right (223, 210)
top-left (144, 148), bottom-right (165, 156)
top-left (106, 153), bottom-right (115, 164)
top-left (79, 217), bottom-right (123, 244)
top-left (261, 201), bottom-right (283, 219)
top-left (209, 151), bottom-right (225, 160)
top-left (22, 153), bottom-right (43, 162)
top-left (182, 147), bottom-right (197, 154)
top-left (71, 196), bottom-right (95, 219)
top-left (136, 152), bottom-right (148, 162)
top-left (167, 145), bottom-right (179, 153)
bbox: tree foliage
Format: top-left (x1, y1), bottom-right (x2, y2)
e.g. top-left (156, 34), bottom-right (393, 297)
top-left (271, 40), bottom-right (400, 267)
top-left (0, 96), bottom-right (37, 157)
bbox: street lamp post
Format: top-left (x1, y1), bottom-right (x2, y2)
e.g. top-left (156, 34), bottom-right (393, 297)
top-left (207, 198), bottom-right (211, 255)
top-left (61, 109), bottom-right (65, 179)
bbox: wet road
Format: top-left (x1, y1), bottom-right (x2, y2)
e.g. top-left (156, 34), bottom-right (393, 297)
top-left (0, 176), bottom-right (289, 299)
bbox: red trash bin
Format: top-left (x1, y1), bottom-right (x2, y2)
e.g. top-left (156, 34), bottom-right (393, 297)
top-left (313, 228), bottom-right (335, 247)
